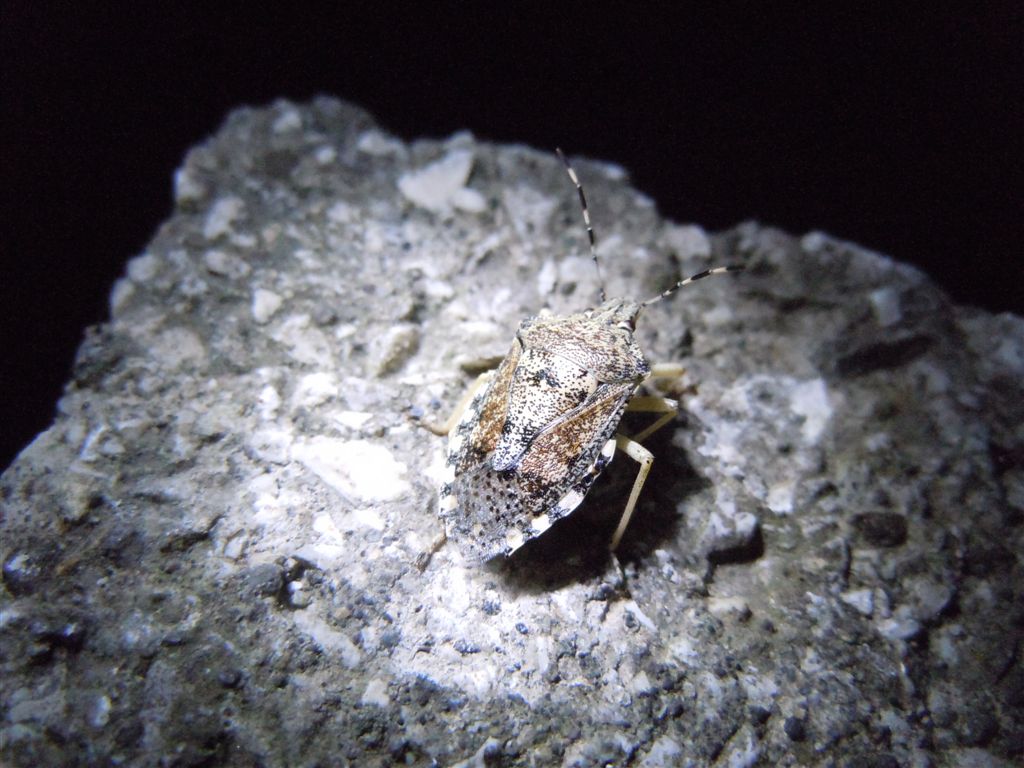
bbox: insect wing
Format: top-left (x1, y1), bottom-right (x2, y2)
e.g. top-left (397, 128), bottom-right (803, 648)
top-left (517, 380), bottom-right (634, 490)
top-left (442, 368), bottom-right (636, 560)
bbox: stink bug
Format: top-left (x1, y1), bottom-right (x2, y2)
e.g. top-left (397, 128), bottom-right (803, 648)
top-left (431, 149), bottom-right (741, 562)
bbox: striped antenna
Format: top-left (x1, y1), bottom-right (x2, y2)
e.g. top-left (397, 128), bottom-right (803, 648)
top-left (556, 148), bottom-right (607, 303)
top-left (642, 265), bottom-right (744, 307)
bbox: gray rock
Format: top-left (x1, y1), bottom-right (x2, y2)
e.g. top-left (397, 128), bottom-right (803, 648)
top-left (1, 97), bottom-right (1022, 767)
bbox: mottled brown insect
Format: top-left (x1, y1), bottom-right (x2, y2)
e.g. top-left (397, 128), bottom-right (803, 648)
top-left (433, 149), bottom-right (741, 562)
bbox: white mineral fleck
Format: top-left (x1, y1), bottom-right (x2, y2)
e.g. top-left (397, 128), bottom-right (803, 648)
top-left (876, 607), bottom-right (922, 641)
top-left (349, 507), bottom-right (385, 531)
top-left (536, 259), bottom-right (558, 298)
top-left (906, 577), bottom-right (955, 623)
top-left (449, 738), bottom-right (502, 768)
top-left (203, 196), bottom-right (245, 240)
top-left (150, 327), bottom-right (206, 369)
top-left (251, 288), bottom-right (283, 324)
top-left (109, 278), bottom-right (134, 315)
top-left (790, 378), bottom-right (831, 443)
top-left (800, 230), bottom-right (828, 252)
top-left (372, 323), bottom-right (421, 375)
top-left (291, 372), bottom-right (337, 409)
top-left (269, 315), bottom-right (332, 366)
top-left (398, 148), bottom-right (476, 213)
top-left (360, 679), bottom-right (390, 708)
top-left (221, 532), bottom-right (246, 560)
top-left (629, 670), bottom-right (654, 695)
top-left (312, 513), bottom-right (345, 543)
top-left (840, 588), bottom-right (875, 616)
top-left (933, 624), bottom-right (962, 666)
top-left (88, 694), bottom-right (112, 728)
top-left (271, 107), bottom-right (302, 133)
top-left (701, 303), bottom-right (737, 326)
top-left (766, 481), bottom-right (795, 514)
top-left (707, 596), bottom-right (753, 621)
top-left (869, 287), bottom-right (902, 327)
top-left (663, 224), bottom-right (712, 259)
top-left (246, 427), bottom-right (292, 465)
top-left (291, 611), bottom-right (361, 668)
top-left (291, 438), bottom-right (410, 501)
top-left (356, 129), bottom-right (406, 157)
top-left (669, 634), bottom-right (701, 667)
top-left (173, 167), bottom-right (206, 204)
top-left (705, 488), bottom-right (760, 552)
top-left (994, 335), bottom-right (1024, 375)
top-left (127, 252), bottom-right (160, 283)
top-left (203, 250), bottom-right (250, 279)
top-left (451, 186), bottom-right (487, 213)
top-left (256, 385), bottom-right (281, 420)
top-left (333, 410), bottom-right (373, 430)
top-left (721, 726), bottom-right (760, 768)
top-left (864, 432), bottom-right (891, 452)
top-left (314, 145), bottom-right (336, 165)
top-left (639, 736), bottom-right (684, 767)
top-left (326, 200), bottom-right (353, 224)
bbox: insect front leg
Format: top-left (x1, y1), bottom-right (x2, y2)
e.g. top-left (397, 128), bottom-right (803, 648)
top-left (422, 371), bottom-right (494, 436)
top-left (648, 362), bottom-right (685, 380)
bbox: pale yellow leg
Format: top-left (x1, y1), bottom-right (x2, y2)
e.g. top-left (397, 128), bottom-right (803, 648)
top-left (422, 372), bottom-right (493, 436)
top-left (648, 362), bottom-right (685, 379)
top-left (625, 395), bottom-right (678, 443)
top-left (610, 434), bottom-right (655, 550)
top-left (607, 394), bottom-right (679, 550)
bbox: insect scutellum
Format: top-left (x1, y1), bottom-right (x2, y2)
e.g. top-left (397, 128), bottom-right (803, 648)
top-left (555, 147), bottom-right (743, 317)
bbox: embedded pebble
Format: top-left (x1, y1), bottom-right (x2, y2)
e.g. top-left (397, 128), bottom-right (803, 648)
top-left (291, 437), bottom-right (410, 501)
top-left (869, 287), bottom-right (903, 327)
top-left (174, 166), bottom-right (206, 204)
top-left (361, 679), bottom-right (390, 708)
top-left (203, 250), bottom-right (250, 279)
top-left (149, 327), bottom-right (206, 369)
top-left (203, 196), bottom-right (245, 240)
top-left (252, 288), bottom-right (283, 324)
top-left (372, 323), bottom-right (420, 375)
top-left (398, 148), bottom-right (482, 213)
top-left (840, 588), bottom-right (875, 616)
top-left (127, 252), bottom-right (161, 283)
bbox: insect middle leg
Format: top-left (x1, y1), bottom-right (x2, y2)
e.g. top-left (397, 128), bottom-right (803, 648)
top-left (625, 394), bottom-right (678, 443)
top-left (609, 394), bottom-right (678, 550)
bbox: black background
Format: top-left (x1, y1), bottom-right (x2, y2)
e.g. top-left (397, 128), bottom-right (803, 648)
top-left (3, 5), bottom-right (1022, 470)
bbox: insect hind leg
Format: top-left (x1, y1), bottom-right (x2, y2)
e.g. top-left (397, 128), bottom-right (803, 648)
top-left (610, 434), bottom-right (655, 551)
top-left (607, 395), bottom-right (678, 550)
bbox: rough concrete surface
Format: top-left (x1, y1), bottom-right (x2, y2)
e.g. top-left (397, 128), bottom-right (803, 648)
top-left (1, 98), bottom-right (1022, 767)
